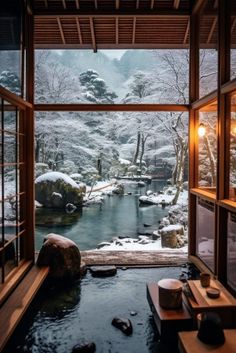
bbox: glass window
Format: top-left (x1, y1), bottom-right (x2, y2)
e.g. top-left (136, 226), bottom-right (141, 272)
top-left (0, 1), bottom-right (22, 96)
top-left (199, 1), bottom-right (218, 97)
top-left (230, 93), bottom-right (236, 201)
top-left (198, 102), bottom-right (217, 192)
top-left (227, 212), bottom-right (236, 292)
top-left (196, 197), bottom-right (215, 271)
top-left (35, 49), bottom-right (189, 104)
top-left (231, 1), bottom-right (236, 79)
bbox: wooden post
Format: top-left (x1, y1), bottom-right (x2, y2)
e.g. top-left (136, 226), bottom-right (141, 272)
top-left (216, 0), bottom-right (230, 281)
top-left (24, 9), bottom-right (35, 261)
top-left (188, 9), bottom-right (199, 256)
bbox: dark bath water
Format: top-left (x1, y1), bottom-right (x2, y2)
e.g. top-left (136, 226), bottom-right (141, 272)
top-left (4, 267), bottom-right (193, 353)
top-left (35, 180), bottom-right (169, 251)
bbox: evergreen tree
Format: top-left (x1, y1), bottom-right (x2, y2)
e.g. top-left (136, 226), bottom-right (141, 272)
top-left (0, 70), bottom-right (20, 95)
top-left (79, 69), bottom-right (117, 103)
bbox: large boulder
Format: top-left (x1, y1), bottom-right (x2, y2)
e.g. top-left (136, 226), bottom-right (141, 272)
top-left (35, 171), bottom-right (86, 208)
top-left (37, 233), bottom-right (82, 281)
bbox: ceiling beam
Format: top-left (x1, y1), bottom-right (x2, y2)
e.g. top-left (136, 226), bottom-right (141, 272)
top-left (150, 0), bottom-right (155, 10)
top-left (207, 17), bottom-right (217, 44)
top-left (94, 0), bottom-right (98, 10)
top-left (192, 0), bottom-right (206, 15)
top-left (62, 0), bottom-right (67, 10)
top-left (136, 0), bottom-right (139, 10)
top-left (75, 0), bottom-right (80, 10)
top-left (183, 19), bottom-right (189, 44)
top-left (34, 43), bottom-right (190, 50)
top-left (34, 9), bottom-right (190, 17)
top-left (76, 17), bottom-right (83, 44)
top-left (116, 0), bottom-right (120, 10)
top-left (57, 17), bottom-right (66, 44)
top-left (173, 0), bottom-right (180, 10)
top-left (132, 17), bottom-right (136, 44)
top-left (116, 17), bottom-right (119, 44)
top-left (89, 17), bottom-right (97, 52)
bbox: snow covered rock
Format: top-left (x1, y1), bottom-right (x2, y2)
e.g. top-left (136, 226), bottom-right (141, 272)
top-left (159, 225), bottom-right (184, 248)
top-left (35, 171), bottom-right (86, 208)
top-left (37, 233), bottom-right (81, 281)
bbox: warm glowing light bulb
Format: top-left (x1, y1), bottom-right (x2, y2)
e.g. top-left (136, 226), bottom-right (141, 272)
top-left (198, 123), bottom-right (206, 137)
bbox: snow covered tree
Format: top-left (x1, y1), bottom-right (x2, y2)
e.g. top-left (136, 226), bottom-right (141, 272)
top-left (127, 71), bottom-right (153, 99)
top-left (79, 69), bottom-right (118, 103)
top-left (0, 70), bottom-right (20, 95)
top-left (35, 51), bottom-right (83, 103)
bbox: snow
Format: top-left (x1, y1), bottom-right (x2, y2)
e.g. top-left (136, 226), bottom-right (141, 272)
top-left (94, 236), bottom-right (188, 253)
top-left (118, 158), bottom-right (131, 165)
top-left (35, 171), bottom-right (80, 188)
top-left (139, 189), bottom-right (188, 206)
top-left (161, 224), bottom-right (183, 232)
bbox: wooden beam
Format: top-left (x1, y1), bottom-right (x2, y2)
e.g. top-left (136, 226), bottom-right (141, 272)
top-left (116, 0), bottom-right (120, 10)
top-left (191, 90), bottom-right (217, 110)
top-left (192, 0), bottom-right (206, 15)
top-left (34, 9), bottom-right (190, 17)
top-left (0, 87), bottom-right (32, 110)
top-left (75, 0), bottom-right (80, 10)
top-left (75, 17), bottom-right (83, 44)
top-left (221, 78), bottom-right (236, 95)
top-left (89, 17), bottom-right (97, 52)
top-left (213, 0), bottom-right (218, 9)
top-left (150, 0), bottom-right (155, 10)
top-left (34, 103), bottom-right (189, 112)
top-left (94, 0), bottom-right (98, 10)
top-left (231, 18), bottom-right (236, 35)
top-left (207, 17), bottom-right (217, 44)
top-left (173, 0), bottom-right (180, 10)
top-left (183, 19), bottom-right (189, 44)
top-left (116, 17), bottom-right (119, 45)
top-left (136, 0), bottom-right (139, 10)
top-left (132, 17), bottom-right (136, 44)
top-left (35, 43), bottom-right (190, 50)
top-left (57, 17), bottom-right (66, 44)
top-left (62, 0), bottom-right (66, 9)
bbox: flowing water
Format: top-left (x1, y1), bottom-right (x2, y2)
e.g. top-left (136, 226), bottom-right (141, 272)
top-left (4, 267), bottom-right (194, 353)
top-left (35, 180), bottom-right (169, 251)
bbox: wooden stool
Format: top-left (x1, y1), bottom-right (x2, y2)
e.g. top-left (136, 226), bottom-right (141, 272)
top-left (147, 282), bottom-right (192, 340)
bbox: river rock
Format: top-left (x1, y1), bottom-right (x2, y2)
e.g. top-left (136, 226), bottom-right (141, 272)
top-left (112, 183), bottom-right (124, 195)
top-left (35, 171), bottom-right (86, 209)
top-left (37, 233), bottom-right (81, 281)
top-left (111, 317), bottom-right (133, 336)
top-left (90, 265), bottom-right (117, 277)
top-left (72, 342), bottom-right (96, 353)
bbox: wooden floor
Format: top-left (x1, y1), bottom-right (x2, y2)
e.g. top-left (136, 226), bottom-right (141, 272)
top-left (81, 250), bottom-right (188, 266)
top-left (0, 265), bottom-right (49, 353)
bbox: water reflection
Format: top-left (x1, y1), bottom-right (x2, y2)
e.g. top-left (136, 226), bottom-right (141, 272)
top-left (35, 180), bottom-right (168, 251)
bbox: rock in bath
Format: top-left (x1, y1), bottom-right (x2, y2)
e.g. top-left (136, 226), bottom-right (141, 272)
top-left (90, 265), bottom-right (117, 277)
top-left (111, 317), bottom-right (133, 335)
top-left (72, 342), bottom-right (96, 353)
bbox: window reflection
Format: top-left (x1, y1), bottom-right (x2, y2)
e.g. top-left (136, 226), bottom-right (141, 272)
top-left (198, 103), bottom-right (217, 192)
top-left (229, 93), bottom-right (236, 201)
top-left (227, 212), bottom-right (236, 291)
top-left (196, 197), bottom-right (215, 271)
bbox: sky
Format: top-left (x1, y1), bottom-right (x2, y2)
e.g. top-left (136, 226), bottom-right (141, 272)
top-left (100, 49), bottom-right (127, 59)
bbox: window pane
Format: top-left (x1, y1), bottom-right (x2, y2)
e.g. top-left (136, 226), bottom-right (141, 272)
top-left (196, 197), bottom-right (215, 271)
top-left (230, 93), bottom-right (236, 200)
top-left (198, 103), bottom-right (217, 192)
top-left (35, 49), bottom-right (189, 104)
top-left (231, 1), bottom-right (236, 80)
top-left (227, 212), bottom-right (236, 291)
top-left (199, 1), bottom-right (218, 97)
top-left (0, 1), bottom-right (22, 95)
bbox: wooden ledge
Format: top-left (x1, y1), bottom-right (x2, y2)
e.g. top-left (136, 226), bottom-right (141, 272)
top-left (0, 265), bottom-right (49, 352)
